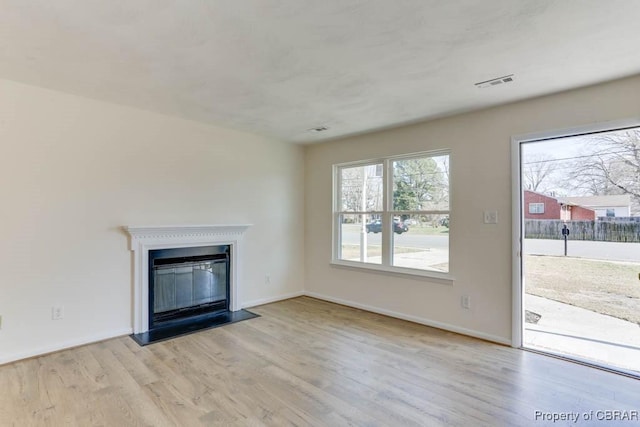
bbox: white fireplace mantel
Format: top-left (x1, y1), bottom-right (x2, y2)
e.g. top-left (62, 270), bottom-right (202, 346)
top-left (124, 224), bottom-right (251, 334)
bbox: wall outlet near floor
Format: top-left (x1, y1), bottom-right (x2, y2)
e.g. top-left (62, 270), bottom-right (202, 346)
top-left (265, 274), bottom-right (271, 284)
top-left (461, 295), bottom-right (471, 309)
top-left (52, 306), bottom-right (64, 320)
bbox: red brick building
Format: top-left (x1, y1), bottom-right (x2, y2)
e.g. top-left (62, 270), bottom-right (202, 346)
top-left (563, 202), bottom-right (597, 220)
top-left (524, 190), bottom-right (595, 220)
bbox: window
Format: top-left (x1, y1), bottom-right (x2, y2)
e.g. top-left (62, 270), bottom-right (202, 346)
top-left (606, 209), bottom-right (615, 217)
top-left (529, 203), bottom-right (545, 214)
top-left (333, 151), bottom-right (450, 278)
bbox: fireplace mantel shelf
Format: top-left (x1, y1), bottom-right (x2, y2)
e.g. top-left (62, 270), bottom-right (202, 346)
top-left (123, 224), bottom-right (251, 333)
top-left (124, 224), bottom-right (252, 242)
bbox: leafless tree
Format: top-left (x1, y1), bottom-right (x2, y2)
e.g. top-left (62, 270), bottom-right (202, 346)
top-left (522, 153), bottom-right (557, 193)
top-left (340, 165), bottom-right (383, 215)
top-left (569, 129), bottom-right (640, 214)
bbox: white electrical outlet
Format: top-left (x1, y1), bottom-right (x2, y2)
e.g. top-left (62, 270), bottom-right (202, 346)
top-left (461, 295), bottom-right (471, 309)
top-left (483, 210), bottom-right (498, 224)
top-left (265, 274), bottom-right (271, 284)
top-left (52, 306), bottom-right (64, 320)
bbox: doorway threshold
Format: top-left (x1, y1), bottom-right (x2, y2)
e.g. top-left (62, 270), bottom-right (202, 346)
top-left (522, 346), bottom-right (640, 380)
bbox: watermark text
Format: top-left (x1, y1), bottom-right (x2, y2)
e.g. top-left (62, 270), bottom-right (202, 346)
top-left (534, 410), bottom-right (638, 423)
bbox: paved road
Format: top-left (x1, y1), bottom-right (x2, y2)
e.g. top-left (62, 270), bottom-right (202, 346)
top-left (342, 232), bottom-right (638, 262)
top-left (342, 226), bottom-right (449, 249)
top-left (524, 239), bottom-right (640, 263)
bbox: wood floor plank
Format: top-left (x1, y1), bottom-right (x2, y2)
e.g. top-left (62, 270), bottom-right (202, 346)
top-left (1, 296), bottom-right (639, 426)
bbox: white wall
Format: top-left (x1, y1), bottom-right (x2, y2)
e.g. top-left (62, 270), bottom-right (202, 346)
top-left (304, 75), bottom-right (640, 344)
top-left (0, 79), bottom-right (305, 364)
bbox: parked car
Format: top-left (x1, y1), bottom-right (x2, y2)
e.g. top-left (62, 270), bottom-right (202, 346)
top-left (366, 219), bottom-right (408, 234)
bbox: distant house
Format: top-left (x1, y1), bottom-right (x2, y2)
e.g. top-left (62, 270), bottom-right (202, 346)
top-left (524, 190), bottom-right (595, 220)
top-left (558, 195), bottom-right (631, 218)
top-left (524, 191), bottom-right (560, 219)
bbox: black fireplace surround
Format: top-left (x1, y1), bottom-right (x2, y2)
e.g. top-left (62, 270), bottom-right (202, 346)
top-left (130, 244), bottom-right (258, 345)
top-left (149, 245), bottom-right (230, 329)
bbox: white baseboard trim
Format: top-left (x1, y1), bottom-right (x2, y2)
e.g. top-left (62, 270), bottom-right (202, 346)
top-left (1, 291), bottom-right (510, 365)
top-left (1, 290), bottom-right (305, 366)
top-left (0, 327), bottom-right (133, 366)
top-left (304, 291), bottom-right (511, 346)
top-left (241, 290), bottom-right (305, 309)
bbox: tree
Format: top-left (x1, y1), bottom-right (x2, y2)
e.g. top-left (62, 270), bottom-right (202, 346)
top-left (568, 129), bottom-right (640, 215)
top-left (522, 153), bottom-right (557, 193)
top-left (340, 164), bottom-right (383, 214)
top-left (393, 157), bottom-right (447, 211)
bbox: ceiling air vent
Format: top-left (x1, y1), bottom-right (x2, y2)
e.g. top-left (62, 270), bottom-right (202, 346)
top-left (307, 126), bottom-right (329, 133)
top-left (475, 74), bottom-right (514, 89)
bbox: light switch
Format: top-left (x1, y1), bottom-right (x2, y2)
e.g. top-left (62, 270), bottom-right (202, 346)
top-left (484, 210), bottom-right (498, 224)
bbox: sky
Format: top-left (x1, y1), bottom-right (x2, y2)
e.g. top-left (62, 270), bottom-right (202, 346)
top-left (520, 134), bottom-right (590, 196)
top-left (519, 127), bottom-right (639, 197)
top-left (521, 134), bottom-right (587, 161)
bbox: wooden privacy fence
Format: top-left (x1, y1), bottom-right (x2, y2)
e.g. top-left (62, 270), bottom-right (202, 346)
top-left (525, 220), bottom-right (640, 243)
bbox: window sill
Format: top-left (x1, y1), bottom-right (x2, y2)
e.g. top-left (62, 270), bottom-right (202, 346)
top-left (330, 259), bottom-right (454, 284)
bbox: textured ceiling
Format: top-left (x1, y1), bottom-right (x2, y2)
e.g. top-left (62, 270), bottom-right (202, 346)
top-left (2, 0), bottom-right (640, 143)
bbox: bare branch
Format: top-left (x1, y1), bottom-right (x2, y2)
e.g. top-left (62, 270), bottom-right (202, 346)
top-left (569, 129), bottom-right (640, 214)
top-left (522, 153), bottom-right (557, 193)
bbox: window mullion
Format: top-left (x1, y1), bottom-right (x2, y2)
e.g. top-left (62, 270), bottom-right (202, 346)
top-left (381, 159), bottom-right (392, 266)
top-left (333, 166), bottom-right (340, 261)
top-left (333, 212), bottom-right (341, 260)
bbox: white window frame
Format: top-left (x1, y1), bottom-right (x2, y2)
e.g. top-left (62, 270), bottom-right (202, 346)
top-left (332, 150), bottom-right (452, 281)
top-left (528, 203), bottom-right (545, 214)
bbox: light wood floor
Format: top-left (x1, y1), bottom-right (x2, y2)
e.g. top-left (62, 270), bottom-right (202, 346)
top-left (1, 297), bottom-right (639, 426)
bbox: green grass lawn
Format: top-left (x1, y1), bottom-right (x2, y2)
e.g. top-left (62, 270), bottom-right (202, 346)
top-left (525, 255), bottom-right (640, 324)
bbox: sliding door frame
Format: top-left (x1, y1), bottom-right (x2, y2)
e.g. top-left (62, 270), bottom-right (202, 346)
top-left (510, 118), bottom-right (640, 348)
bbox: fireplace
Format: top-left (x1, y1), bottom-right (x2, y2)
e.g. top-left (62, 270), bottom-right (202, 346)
top-left (149, 245), bottom-right (230, 329)
top-left (124, 225), bottom-right (258, 345)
